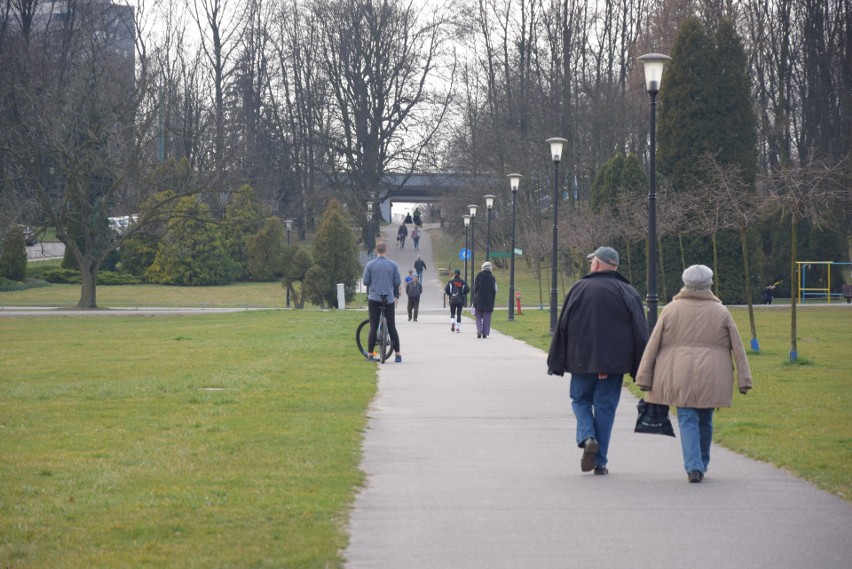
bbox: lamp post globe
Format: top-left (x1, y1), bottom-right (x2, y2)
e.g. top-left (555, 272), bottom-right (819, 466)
top-left (637, 52), bottom-right (671, 330)
top-left (483, 194), bottom-right (496, 261)
top-left (507, 174), bottom-right (522, 321)
top-left (545, 137), bottom-right (568, 335)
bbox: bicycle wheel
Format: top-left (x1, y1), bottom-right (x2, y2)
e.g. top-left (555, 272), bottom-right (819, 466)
top-left (378, 315), bottom-right (392, 363)
top-left (355, 319), bottom-right (370, 357)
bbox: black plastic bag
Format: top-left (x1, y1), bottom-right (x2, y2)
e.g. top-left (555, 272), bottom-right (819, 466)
top-left (635, 398), bottom-right (676, 437)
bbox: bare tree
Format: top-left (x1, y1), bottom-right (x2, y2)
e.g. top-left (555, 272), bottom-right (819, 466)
top-left (695, 153), bottom-right (769, 350)
top-left (764, 155), bottom-right (848, 361)
top-left (315, 0), bottom-right (454, 211)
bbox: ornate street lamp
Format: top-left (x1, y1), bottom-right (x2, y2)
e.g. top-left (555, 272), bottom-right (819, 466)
top-left (545, 137), bottom-right (568, 335)
top-left (637, 52), bottom-right (671, 330)
top-left (468, 204), bottom-right (478, 290)
top-left (483, 194), bottom-right (496, 260)
top-left (463, 214), bottom-right (471, 286)
top-left (507, 174), bottom-right (522, 321)
top-left (285, 218), bottom-right (293, 308)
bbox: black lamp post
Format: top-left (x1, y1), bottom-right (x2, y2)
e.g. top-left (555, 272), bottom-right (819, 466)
top-left (483, 194), bottom-right (495, 260)
top-left (366, 201), bottom-right (374, 255)
top-left (637, 52), bottom-right (671, 330)
top-left (545, 137), bottom-right (567, 335)
top-left (285, 218), bottom-right (293, 308)
top-left (463, 214), bottom-right (471, 286)
top-left (507, 174), bottom-right (521, 321)
top-left (468, 203), bottom-right (478, 285)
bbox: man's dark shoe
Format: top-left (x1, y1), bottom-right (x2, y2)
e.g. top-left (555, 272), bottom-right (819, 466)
top-left (688, 470), bottom-right (704, 483)
top-left (581, 438), bottom-right (598, 472)
top-left (594, 466), bottom-right (608, 475)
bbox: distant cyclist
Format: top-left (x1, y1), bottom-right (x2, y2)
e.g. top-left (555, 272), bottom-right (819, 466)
top-left (362, 241), bottom-right (403, 362)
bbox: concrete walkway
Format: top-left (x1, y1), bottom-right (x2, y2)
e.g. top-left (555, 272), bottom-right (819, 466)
top-left (344, 225), bottom-right (852, 568)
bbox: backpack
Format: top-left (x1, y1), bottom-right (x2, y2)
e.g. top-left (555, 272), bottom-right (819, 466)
top-left (447, 280), bottom-right (465, 305)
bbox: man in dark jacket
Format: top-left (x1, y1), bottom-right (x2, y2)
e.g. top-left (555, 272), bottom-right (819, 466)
top-left (547, 246), bottom-right (649, 475)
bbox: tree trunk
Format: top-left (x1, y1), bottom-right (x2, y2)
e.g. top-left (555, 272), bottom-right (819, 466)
top-left (658, 236), bottom-right (667, 304)
top-left (740, 226), bottom-right (758, 350)
top-left (78, 261), bottom-right (98, 309)
top-left (712, 232), bottom-right (720, 301)
top-left (790, 214), bottom-right (798, 361)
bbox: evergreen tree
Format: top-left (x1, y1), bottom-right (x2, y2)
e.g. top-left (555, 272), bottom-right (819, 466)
top-left (222, 185), bottom-right (271, 280)
top-left (714, 19), bottom-right (758, 185)
top-left (146, 197), bottom-right (239, 285)
top-left (657, 16), bottom-right (719, 192)
top-left (247, 217), bottom-right (287, 281)
top-left (590, 154), bottom-right (624, 214)
top-left (304, 199), bottom-right (360, 307)
top-left (0, 227), bottom-right (27, 281)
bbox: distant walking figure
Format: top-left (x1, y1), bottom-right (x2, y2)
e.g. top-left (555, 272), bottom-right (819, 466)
top-left (473, 262), bottom-right (497, 338)
top-left (414, 255), bottom-right (427, 283)
top-left (406, 275), bottom-right (422, 321)
top-left (445, 269), bottom-right (469, 333)
top-left (397, 224), bottom-right (408, 249)
top-left (411, 226), bottom-right (422, 250)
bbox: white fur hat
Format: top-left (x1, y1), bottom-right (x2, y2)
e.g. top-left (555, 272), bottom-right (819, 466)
top-left (682, 264), bottom-right (713, 289)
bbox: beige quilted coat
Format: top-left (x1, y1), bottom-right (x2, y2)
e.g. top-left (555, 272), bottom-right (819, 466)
top-left (635, 289), bottom-right (752, 408)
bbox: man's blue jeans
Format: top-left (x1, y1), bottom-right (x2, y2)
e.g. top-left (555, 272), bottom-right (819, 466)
top-left (569, 373), bottom-right (624, 467)
top-left (676, 407), bottom-right (714, 474)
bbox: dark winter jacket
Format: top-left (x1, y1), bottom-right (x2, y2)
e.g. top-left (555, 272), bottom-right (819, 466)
top-left (546, 270), bottom-right (649, 378)
top-left (445, 277), bottom-right (469, 305)
top-left (473, 270), bottom-right (497, 312)
top-left (406, 280), bottom-right (422, 298)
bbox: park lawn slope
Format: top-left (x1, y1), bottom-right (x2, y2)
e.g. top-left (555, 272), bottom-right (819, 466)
top-left (0, 310), bottom-right (373, 568)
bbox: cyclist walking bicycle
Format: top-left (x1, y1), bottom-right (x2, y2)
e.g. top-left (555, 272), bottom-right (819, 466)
top-left (362, 241), bottom-right (403, 362)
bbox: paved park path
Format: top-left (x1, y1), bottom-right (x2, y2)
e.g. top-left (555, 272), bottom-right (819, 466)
top-left (344, 224), bottom-right (852, 568)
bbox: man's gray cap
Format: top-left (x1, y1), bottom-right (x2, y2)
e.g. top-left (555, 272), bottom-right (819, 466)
top-left (587, 246), bottom-right (619, 266)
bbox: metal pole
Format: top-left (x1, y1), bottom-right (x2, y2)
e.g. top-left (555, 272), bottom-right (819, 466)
top-left (647, 92), bottom-right (659, 330)
top-left (486, 207), bottom-right (491, 261)
top-left (470, 216), bottom-right (475, 293)
top-left (286, 226), bottom-right (291, 308)
top-left (509, 189), bottom-right (517, 320)
top-left (464, 224), bottom-right (469, 286)
top-left (550, 161), bottom-right (559, 335)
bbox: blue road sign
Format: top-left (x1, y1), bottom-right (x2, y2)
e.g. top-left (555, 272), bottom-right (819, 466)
top-left (459, 248), bottom-right (471, 261)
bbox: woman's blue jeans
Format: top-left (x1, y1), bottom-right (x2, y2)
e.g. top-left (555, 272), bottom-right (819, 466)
top-left (569, 373), bottom-right (624, 467)
top-left (676, 407), bottom-right (715, 474)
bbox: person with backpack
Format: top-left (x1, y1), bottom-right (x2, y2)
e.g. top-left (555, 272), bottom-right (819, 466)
top-left (406, 274), bottom-right (422, 321)
top-left (411, 226), bottom-right (422, 250)
top-left (445, 269), bottom-right (469, 333)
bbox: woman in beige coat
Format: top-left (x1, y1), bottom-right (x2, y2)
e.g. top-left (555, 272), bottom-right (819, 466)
top-left (635, 265), bottom-right (752, 483)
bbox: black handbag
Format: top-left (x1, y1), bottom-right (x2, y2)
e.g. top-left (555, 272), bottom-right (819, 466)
top-left (635, 398), bottom-right (676, 437)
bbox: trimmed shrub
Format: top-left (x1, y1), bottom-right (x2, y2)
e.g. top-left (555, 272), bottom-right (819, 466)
top-left (0, 226), bottom-right (27, 281)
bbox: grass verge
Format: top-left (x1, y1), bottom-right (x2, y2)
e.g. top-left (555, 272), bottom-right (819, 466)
top-left (1, 310), bottom-right (374, 568)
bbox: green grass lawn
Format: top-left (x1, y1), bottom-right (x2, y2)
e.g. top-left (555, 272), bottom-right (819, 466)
top-left (0, 311), bottom-right (374, 568)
